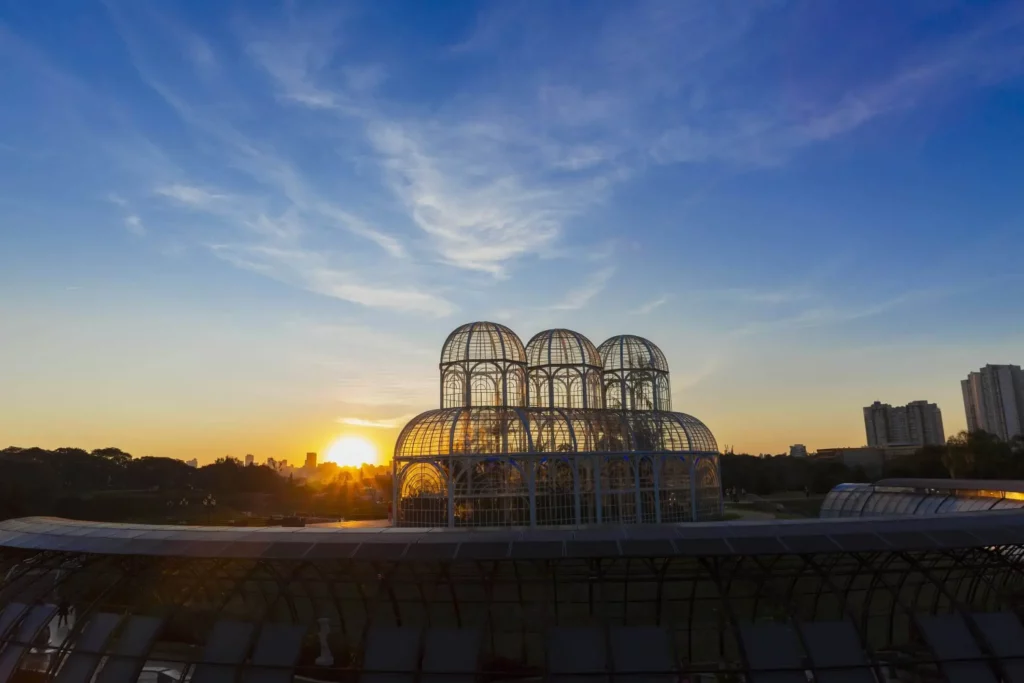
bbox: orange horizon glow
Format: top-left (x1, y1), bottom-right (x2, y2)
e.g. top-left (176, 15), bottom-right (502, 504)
top-left (325, 435), bottom-right (380, 467)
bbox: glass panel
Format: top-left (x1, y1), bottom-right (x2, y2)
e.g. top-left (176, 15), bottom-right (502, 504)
top-left (95, 616), bottom-right (164, 683)
top-left (894, 494), bottom-right (925, 514)
top-left (55, 614), bottom-right (124, 683)
top-left (841, 490), bottom-right (873, 517)
top-left (915, 495), bottom-right (947, 515)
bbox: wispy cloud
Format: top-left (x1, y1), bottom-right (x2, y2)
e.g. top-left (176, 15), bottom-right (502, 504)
top-left (549, 267), bottom-right (615, 311)
top-left (633, 295), bottom-right (668, 315)
top-left (124, 214), bottom-right (146, 236)
top-left (457, 1), bottom-right (1024, 175)
top-left (105, 192), bottom-right (145, 236)
top-left (210, 244), bottom-right (454, 316)
top-left (243, 11), bottom-right (361, 113)
top-left (696, 287), bottom-right (815, 306)
top-left (99, 4), bottom-right (434, 315)
top-left (337, 414), bottom-right (416, 429)
top-left (242, 11), bottom-right (629, 278)
top-left (21, 0), bottom-right (1024, 328)
top-left (366, 121), bottom-right (578, 275)
top-left (649, 4), bottom-right (1024, 166)
top-left (126, 0), bottom-right (1024, 302)
top-left (155, 184), bottom-right (225, 207)
top-left (725, 286), bottom-right (959, 338)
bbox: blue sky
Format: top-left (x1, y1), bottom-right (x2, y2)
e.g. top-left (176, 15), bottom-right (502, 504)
top-left (2, 0), bottom-right (1023, 461)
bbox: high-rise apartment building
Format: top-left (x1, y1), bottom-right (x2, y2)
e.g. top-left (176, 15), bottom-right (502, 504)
top-left (245, 454), bottom-right (254, 467)
top-left (962, 365), bottom-right (1024, 441)
top-left (864, 400), bottom-right (945, 448)
top-left (305, 452), bottom-right (317, 470)
top-left (789, 444), bottom-right (808, 458)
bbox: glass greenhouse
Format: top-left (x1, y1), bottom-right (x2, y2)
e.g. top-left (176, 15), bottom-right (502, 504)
top-left (394, 323), bottom-right (722, 527)
top-left (821, 478), bottom-right (1024, 518)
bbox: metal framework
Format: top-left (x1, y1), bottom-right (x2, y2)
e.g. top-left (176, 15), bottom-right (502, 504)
top-left (439, 322), bottom-right (527, 409)
top-left (404, 323), bottom-right (720, 528)
top-left (394, 408), bottom-right (720, 527)
top-left (597, 335), bottom-right (672, 411)
top-left (525, 329), bottom-right (603, 409)
top-left (4, 515), bottom-right (1024, 681)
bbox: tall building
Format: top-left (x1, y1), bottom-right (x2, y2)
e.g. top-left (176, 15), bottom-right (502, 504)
top-left (962, 365), bottom-right (1024, 441)
top-left (245, 454), bottom-right (254, 467)
top-left (863, 400), bottom-right (945, 448)
top-left (305, 452), bottom-right (317, 470)
top-left (790, 444), bottom-right (808, 458)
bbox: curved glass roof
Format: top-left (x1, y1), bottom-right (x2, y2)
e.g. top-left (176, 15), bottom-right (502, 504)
top-left (5, 514), bottom-right (1024, 681)
top-left (440, 321), bottom-right (526, 365)
top-left (597, 334), bottom-right (670, 373)
top-left (393, 407), bottom-right (718, 458)
top-left (3, 512), bottom-right (1024, 559)
top-left (821, 480), bottom-right (1024, 519)
top-left (525, 328), bottom-right (602, 368)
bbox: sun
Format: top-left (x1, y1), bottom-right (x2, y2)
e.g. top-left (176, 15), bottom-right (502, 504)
top-left (326, 435), bottom-right (378, 467)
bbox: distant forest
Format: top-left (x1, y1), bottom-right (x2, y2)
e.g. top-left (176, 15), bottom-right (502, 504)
top-left (0, 446), bottom-right (390, 523)
top-left (2, 430), bottom-right (1022, 523)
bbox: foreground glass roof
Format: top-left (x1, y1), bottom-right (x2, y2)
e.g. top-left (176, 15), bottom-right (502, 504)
top-left (4, 512), bottom-right (1024, 560)
top-left (4, 513), bottom-right (1024, 681)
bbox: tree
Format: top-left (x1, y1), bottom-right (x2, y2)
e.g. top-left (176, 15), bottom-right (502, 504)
top-left (92, 447), bottom-right (133, 467)
top-left (941, 432), bottom-right (975, 479)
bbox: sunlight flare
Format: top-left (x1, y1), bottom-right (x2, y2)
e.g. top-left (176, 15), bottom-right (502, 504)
top-left (326, 435), bottom-right (378, 467)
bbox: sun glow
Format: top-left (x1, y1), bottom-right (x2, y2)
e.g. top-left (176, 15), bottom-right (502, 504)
top-left (326, 436), bottom-right (378, 467)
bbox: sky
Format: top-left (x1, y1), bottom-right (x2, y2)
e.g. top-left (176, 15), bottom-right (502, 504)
top-left (2, 0), bottom-right (1024, 464)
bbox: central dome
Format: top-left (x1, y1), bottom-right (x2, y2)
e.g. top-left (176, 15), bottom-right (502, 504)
top-left (525, 328), bottom-right (602, 367)
top-left (525, 329), bottom-right (603, 409)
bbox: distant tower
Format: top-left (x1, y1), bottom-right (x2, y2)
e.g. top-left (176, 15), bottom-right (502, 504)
top-left (864, 400), bottom-right (945, 447)
top-left (962, 365), bottom-right (1024, 441)
top-left (305, 452), bottom-right (317, 470)
top-left (245, 454), bottom-right (254, 467)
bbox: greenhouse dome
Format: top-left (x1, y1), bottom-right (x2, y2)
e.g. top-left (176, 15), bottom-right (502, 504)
top-left (597, 334), bottom-right (672, 412)
top-left (525, 328), bottom-right (603, 409)
top-left (439, 321), bottom-right (527, 409)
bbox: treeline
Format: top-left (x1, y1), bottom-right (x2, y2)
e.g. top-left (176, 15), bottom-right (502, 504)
top-left (721, 454), bottom-right (867, 496)
top-left (723, 430), bottom-right (1024, 496)
top-left (0, 446), bottom-right (390, 523)
top-left (885, 430), bottom-right (1024, 479)
top-left (5, 431), bottom-right (1023, 522)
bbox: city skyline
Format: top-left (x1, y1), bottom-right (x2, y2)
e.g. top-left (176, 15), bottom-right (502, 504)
top-left (3, 1), bottom-right (1024, 463)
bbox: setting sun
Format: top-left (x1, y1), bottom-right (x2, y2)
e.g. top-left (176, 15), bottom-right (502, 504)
top-left (326, 435), bottom-right (378, 467)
